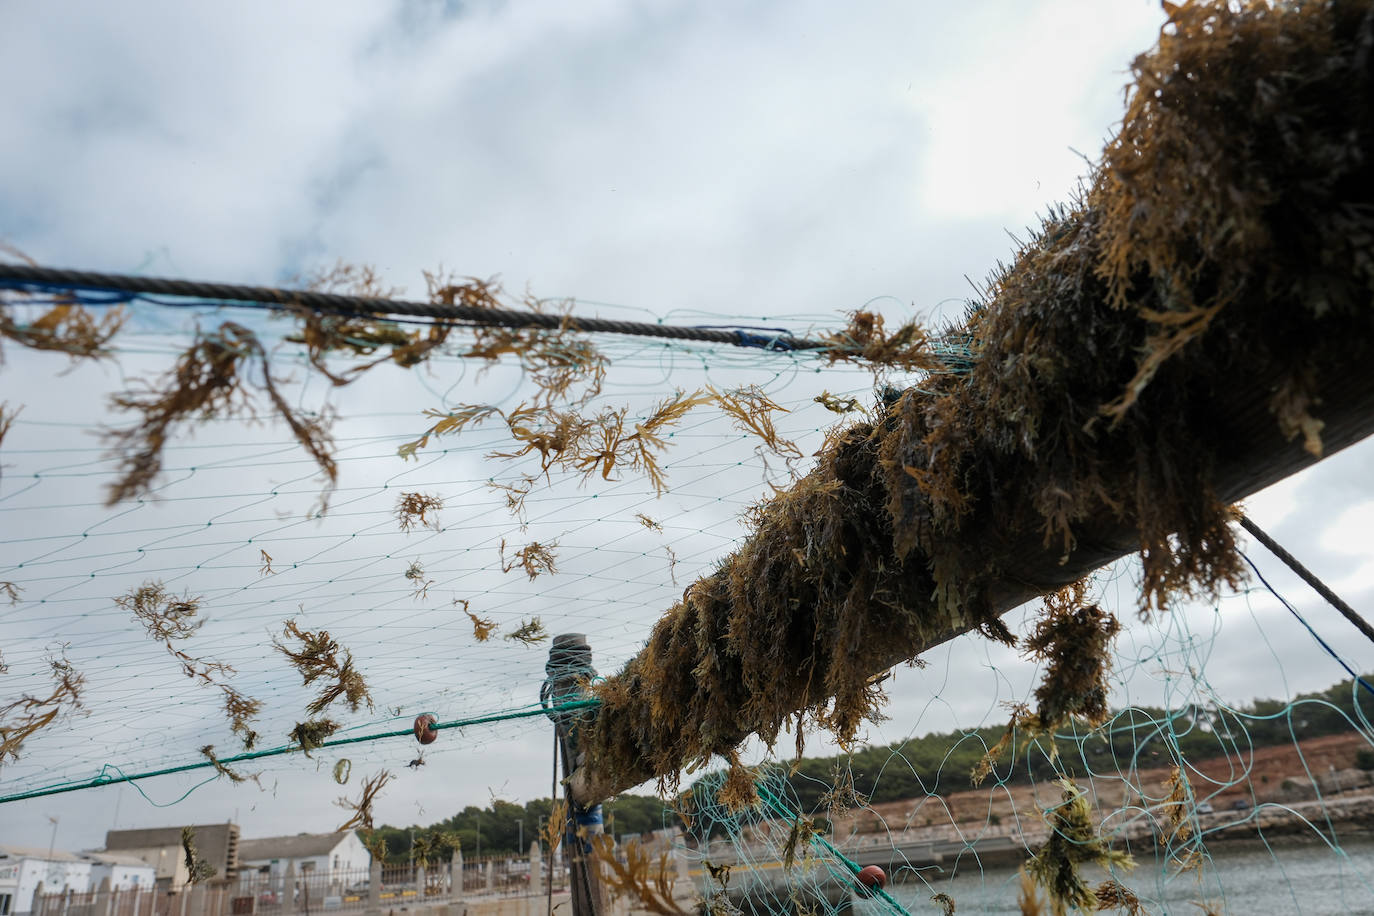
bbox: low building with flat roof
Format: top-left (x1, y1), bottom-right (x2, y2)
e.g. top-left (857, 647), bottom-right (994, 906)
top-left (103, 824), bottom-right (239, 889)
top-left (0, 845), bottom-right (91, 916)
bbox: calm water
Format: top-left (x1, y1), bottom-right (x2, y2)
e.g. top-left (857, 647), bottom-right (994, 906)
top-left (863, 839), bottom-right (1374, 915)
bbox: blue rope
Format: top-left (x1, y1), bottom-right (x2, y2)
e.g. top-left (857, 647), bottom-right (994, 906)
top-left (1241, 550), bottom-right (1374, 701)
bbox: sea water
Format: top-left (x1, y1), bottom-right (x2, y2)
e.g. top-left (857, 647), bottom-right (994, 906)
top-left (872, 838), bottom-right (1374, 915)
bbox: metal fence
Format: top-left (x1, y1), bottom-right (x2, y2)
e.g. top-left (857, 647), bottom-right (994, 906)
top-left (32, 856), bottom-right (570, 916)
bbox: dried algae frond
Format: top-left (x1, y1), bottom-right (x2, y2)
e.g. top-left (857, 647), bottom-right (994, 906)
top-left (543, 800), bottom-right (567, 853)
top-left (781, 816), bottom-right (815, 869)
top-left (814, 392), bottom-right (862, 414)
top-left (0, 298), bottom-right (126, 361)
top-left (972, 704), bottom-right (1039, 787)
top-left (275, 619), bottom-right (372, 714)
top-left (120, 581), bottom-right (206, 643)
top-left (931, 893), bottom-right (955, 916)
top-left (105, 322), bottom-right (337, 511)
top-left (1023, 584), bottom-right (1121, 730)
top-left (404, 390), bottom-right (714, 501)
top-left (571, 0), bottom-right (1374, 806)
top-left (1, 581), bottom-right (20, 605)
top-left (405, 559), bottom-right (434, 600)
top-left (410, 829), bottom-right (461, 866)
top-left (636, 513), bottom-right (663, 531)
top-left (117, 581), bottom-right (234, 683)
top-left (501, 540), bottom-right (558, 580)
top-left (818, 763), bottom-right (867, 821)
top-left (223, 687), bottom-right (263, 751)
top-left (0, 649), bottom-right (85, 761)
top-left (589, 835), bottom-right (691, 916)
top-left (200, 744), bottom-right (253, 784)
top-left (336, 770), bottom-right (394, 831)
top-left (290, 719), bottom-right (341, 756)
top-left (181, 827), bottom-right (217, 884)
top-left (709, 385), bottom-right (802, 461)
top-left (397, 492), bottom-right (444, 532)
top-left (505, 617), bottom-right (548, 645)
top-left (1017, 871), bottom-right (1045, 916)
top-left (716, 754), bottom-right (759, 813)
top-left (0, 402), bottom-right (18, 484)
top-left (463, 606), bottom-right (497, 642)
top-left (1091, 880), bottom-right (1143, 915)
top-left (815, 311), bottom-right (938, 377)
top-left (1025, 779), bottom-right (1133, 916)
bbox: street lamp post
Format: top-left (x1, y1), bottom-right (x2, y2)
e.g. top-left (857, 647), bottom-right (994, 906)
top-left (515, 820), bottom-right (524, 855)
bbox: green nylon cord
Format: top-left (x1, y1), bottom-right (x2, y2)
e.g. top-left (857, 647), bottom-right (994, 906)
top-left (754, 781), bottom-right (913, 916)
top-left (0, 698), bottom-right (601, 806)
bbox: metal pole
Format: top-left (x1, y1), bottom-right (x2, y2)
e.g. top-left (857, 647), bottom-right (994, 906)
top-left (543, 634), bottom-right (607, 916)
top-left (548, 731), bottom-right (557, 916)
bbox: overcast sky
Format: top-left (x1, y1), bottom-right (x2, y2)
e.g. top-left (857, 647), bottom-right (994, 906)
top-left (3, 0), bottom-right (1373, 857)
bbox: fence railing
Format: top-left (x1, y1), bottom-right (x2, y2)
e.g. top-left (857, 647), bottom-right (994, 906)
top-left (32, 857), bottom-right (571, 916)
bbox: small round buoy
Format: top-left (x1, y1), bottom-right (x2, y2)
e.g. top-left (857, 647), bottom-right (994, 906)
top-left (413, 713), bottom-right (438, 745)
top-left (855, 865), bottom-right (886, 897)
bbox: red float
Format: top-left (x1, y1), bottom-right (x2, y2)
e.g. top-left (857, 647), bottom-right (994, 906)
top-left (413, 713), bottom-right (438, 745)
top-left (855, 865), bottom-right (886, 896)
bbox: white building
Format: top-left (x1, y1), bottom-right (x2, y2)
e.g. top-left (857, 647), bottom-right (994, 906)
top-left (78, 853), bottom-right (156, 893)
top-left (0, 846), bottom-right (92, 916)
top-left (238, 832), bottom-right (370, 877)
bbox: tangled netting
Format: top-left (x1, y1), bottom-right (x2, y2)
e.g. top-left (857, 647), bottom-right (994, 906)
top-left (668, 572), bottom-right (1374, 915)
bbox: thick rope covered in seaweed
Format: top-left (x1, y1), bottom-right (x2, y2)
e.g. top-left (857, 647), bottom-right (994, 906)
top-left (572, 0), bottom-right (1374, 805)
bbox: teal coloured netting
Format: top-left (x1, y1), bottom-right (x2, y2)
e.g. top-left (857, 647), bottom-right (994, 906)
top-left (3, 290), bottom-right (1374, 916)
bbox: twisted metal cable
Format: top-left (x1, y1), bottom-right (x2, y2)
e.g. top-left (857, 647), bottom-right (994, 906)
top-left (1238, 513), bottom-right (1374, 647)
top-left (0, 263), bottom-right (825, 352)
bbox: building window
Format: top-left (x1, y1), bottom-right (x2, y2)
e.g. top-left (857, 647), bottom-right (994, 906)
top-left (333, 857), bottom-right (340, 871)
top-left (2, 892), bottom-right (12, 915)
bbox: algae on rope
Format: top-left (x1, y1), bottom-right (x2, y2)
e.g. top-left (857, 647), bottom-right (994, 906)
top-left (572, 0), bottom-right (1374, 804)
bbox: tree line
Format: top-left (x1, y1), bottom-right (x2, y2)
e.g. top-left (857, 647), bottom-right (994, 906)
top-left (371, 672), bottom-right (1372, 859)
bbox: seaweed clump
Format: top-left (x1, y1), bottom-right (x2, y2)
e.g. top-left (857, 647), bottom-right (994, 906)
top-left (397, 492), bottom-right (444, 532)
top-left (0, 648), bottom-right (86, 761)
top-left (274, 619), bottom-right (372, 714)
top-left (1022, 582), bottom-right (1121, 730)
top-left (289, 718), bottom-right (341, 756)
top-left (336, 770), bottom-right (394, 831)
top-left (1024, 780), bottom-right (1133, 915)
top-left (574, 0), bottom-right (1374, 802)
top-left (181, 827), bottom-right (218, 884)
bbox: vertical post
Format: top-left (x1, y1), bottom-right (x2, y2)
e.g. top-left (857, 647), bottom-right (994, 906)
top-left (283, 864), bottom-right (296, 916)
top-left (527, 843), bottom-right (542, 898)
top-left (95, 878), bottom-right (112, 916)
top-left (365, 856), bottom-right (381, 916)
top-left (543, 634), bottom-right (607, 916)
top-left (415, 864), bottom-right (426, 904)
top-left (32, 881), bottom-right (46, 916)
top-left (450, 850), bottom-right (463, 904)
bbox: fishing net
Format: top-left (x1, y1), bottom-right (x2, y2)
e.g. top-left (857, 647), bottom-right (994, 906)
top-left (5, 3), bottom-right (1374, 915)
top-left (0, 290), bottom-right (881, 810)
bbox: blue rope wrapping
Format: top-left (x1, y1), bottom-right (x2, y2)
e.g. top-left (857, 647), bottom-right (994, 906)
top-left (1241, 550), bottom-right (1374, 700)
top-left (732, 330), bottom-right (793, 351)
